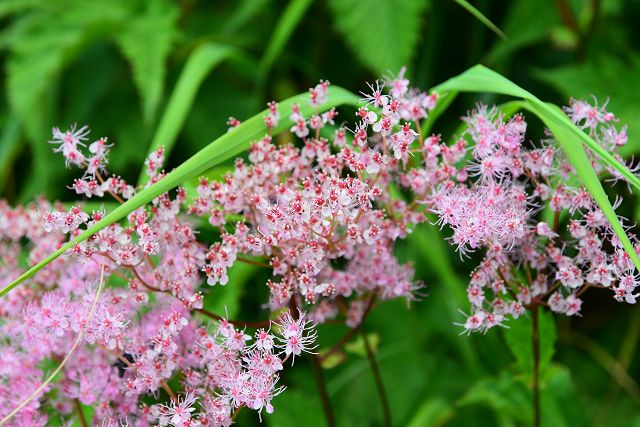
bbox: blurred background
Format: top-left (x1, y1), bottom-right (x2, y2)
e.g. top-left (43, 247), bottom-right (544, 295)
top-left (1, 0), bottom-right (640, 425)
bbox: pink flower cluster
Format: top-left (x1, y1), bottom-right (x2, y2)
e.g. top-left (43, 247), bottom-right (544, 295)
top-left (0, 68), bottom-right (637, 425)
top-left (427, 102), bottom-right (639, 333)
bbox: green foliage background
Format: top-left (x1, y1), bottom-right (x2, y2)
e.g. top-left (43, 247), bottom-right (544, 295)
top-left (1, 0), bottom-right (640, 425)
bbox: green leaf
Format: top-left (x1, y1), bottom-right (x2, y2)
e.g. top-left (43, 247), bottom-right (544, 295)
top-left (503, 310), bottom-right (556, 375)
top-left (258, 0), bottom-right (313, 80)
top-left (460, 366), bottom-right (587, 427)
top-left (485, 0), bottom-right (559, 64)
top-left (452, 0), bottom-right (506, 39)
top-left (433, 64), bottom-right (640, 273)
top-left (328, 0), bottom-right (431, 75)
top-left (71, 403), bottom-right (95, 427)
top-left (267, 389), bottom-right (326, 427)
top-left (0, 86), bottom-right (360, 297)
top-left (421, 91), bottom-right (458, 136)
top-left (458, 371), bottom-right (530, 424)
top-left (344, 332), bottom-right (380, 357)
top-left (202, 262), bottom-right (258, 320)
top-left (4, 2), bottom-right (124, 125)
top-left (114, 0), bottom-right (178, 124)
top-left (406, 398), bottom-right (454, 427)
top-left (222, 0), bottom-right (272, 33)
top-left (0, 116), bottom-right (22, 194)
top-left (2, 1), bottom-right (126, 201)
top-left (138, 42), bottom-right (241, 185)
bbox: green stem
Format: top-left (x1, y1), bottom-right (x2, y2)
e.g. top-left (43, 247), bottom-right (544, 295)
top-left (532, 304), bottom-right (541, 427)
top-left (74, 399), bottom-right (88, 427)
top-left (362, 328), bottom-right (392, 427)
top-left (311, 355), bottom-right (336, 427)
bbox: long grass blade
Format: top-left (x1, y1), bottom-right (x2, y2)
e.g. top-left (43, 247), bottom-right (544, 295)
top-left (452, 0), bottom-right (506, 39)
top-left (138, 43), bottom-right (241, 185)
top-left (257, 0), bottom-right (313, 80)
top-left (0, 87), bottom-right (359, 297)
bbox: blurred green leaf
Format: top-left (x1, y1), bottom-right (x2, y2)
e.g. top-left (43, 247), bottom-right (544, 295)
top-left (503, 311), bottom-right (557, 375)
top-left (267, 389), bottom-right (326, 427)
top-left (139, 43), bottom-right (241, 185)
top-left (70, 403), bottom-right (94, 427)
top-left (344, 332), bottom-right (380, 357)
top-left (0, 116), bottom-right (21, 194)
top-left (202, 262), bottom-right (258, 319)
top-left (485, 0), bottom-right (559, 64)
top-left (319, 349), bottom-right (346, 369)
top-left (258, 0), bottom-right (313, 80)
top-left (328, 0), bottom-right (431, 75)
top-left (459, 371), bottom-right (530, 424)
top-left (534, 54), bottom-right (640, 157)
top-left (460, 365), bottom-right (587, 427)
top-left (4, 1), bottom-right (125, 128)
top-left (223, 0), bottom-right (272, 33)
top-left (114, 0), bottom-right (178, 124)
top-left (406, 398), bottom-right (454, 427)
top-left (422, 91), bottom-right (458, 136)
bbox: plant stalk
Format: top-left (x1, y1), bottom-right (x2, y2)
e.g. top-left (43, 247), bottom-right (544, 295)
top-left (311, 355), bottom-right (336, 427)
top-left (362, 328), bottom-right (392, 427)
top-left (74, 399), bottom-right (88, 427)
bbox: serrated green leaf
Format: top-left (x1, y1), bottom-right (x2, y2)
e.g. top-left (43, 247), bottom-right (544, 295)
top-left (5, 2), bottom-right (125, 125)
top-left (459, 366), bottom-right (586, 427)
top-left (433, 64), bottom-right (640, 273)
top-left (2, 0), bottom-right (129, 201)
top-left (458, 371), bottom-right (530, 424)
top-left (139, 43), bottom-right (241, 185)
top-left (328, 0), bottom-right (430, 75)
top-left (0, 86), bottom-right (360, 297)
top-left (114, 0), bottom-right (178, 124)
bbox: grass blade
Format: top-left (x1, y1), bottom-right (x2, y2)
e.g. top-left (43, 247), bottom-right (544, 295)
top-left (433, 64), bottom-right (640, 271)
top-left (453, 0), bottom-right (506, 39)
top-left (138, 43), bottom-right (241, 185)
top-left (258, 0), bottom-right (313, 81)
top-left (0, 86), bottom-right (360, 297)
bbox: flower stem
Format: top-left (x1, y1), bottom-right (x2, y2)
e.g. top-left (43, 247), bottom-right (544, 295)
top-left (362, 328), bottom-right (392, 427)
top-left (74, 399), bottom-right (88, 427)
top-left (532, 304), bottom-right (541, 427)
top-left (311, 355), bottom-right (336, 427)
